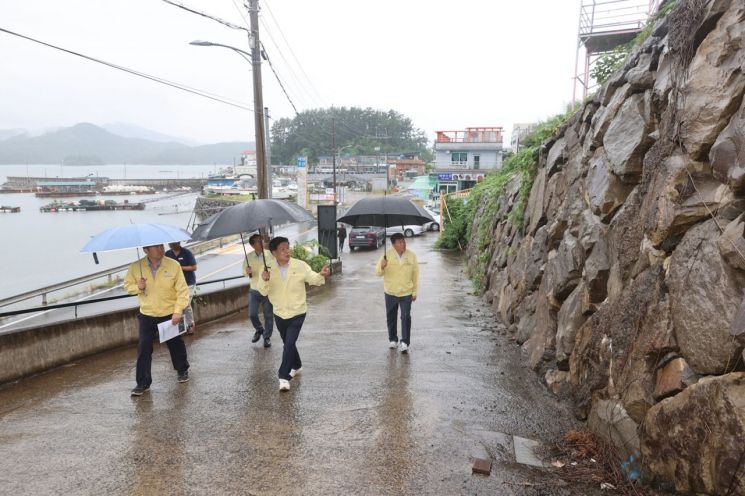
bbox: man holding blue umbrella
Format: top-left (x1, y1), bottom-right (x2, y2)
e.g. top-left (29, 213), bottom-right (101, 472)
top-left (124, 244), bottom-right (191, 396)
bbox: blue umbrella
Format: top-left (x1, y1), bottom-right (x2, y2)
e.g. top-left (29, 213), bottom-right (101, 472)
top-left (81, 223), bottom-right (191, 265)
top-left (81, 223), bottom-right (192, 252)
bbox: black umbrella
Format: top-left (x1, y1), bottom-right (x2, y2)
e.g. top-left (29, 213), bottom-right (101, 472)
top-left (336, 196), bottom-right (434, 257)
top-left (191, 199), bottom-right (315, 271)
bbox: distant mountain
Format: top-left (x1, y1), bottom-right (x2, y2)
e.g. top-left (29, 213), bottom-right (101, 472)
top-left (102, 122), bottom-right (198, 146)
top-left (0, 123), bottom-right (253, 165)
top-left (0, 129), bottom-right (27, 141)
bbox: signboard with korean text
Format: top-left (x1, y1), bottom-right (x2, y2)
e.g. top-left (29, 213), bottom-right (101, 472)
top-left (310, 193), bottom-right (336, 202)
top-left (297, 156), bottom-right (308, 209)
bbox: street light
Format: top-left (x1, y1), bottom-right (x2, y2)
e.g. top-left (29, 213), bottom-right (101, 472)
top-left (189, 40), bottom-right (252, 62)
top-left (190, 40), bottom-right (270, 198)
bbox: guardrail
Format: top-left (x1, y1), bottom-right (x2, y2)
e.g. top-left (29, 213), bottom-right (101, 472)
top-left (0, 236), bottom-right (240, 309)
top-left (0, 276), bottom-right (245, 319)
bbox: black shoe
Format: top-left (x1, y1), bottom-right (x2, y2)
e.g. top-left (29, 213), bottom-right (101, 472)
top-left (177, 371), bottom-right (189, 383)
top-left (263, 338), bottom-right (271, 348)
top-left (251, 330), bottom-right (262, 343)
top-left (131, 385), bottom-right (150, 396)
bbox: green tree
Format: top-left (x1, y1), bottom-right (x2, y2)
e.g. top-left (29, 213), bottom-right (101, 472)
top-left (270, 107), bottom-right (431, 165)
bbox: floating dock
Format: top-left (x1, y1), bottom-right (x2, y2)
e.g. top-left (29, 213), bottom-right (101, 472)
top-left (40, 200), bottom-right (145, 212)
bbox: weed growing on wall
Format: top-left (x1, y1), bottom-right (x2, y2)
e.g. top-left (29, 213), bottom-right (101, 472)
top-left (436, 107), bottom-right (581, 294)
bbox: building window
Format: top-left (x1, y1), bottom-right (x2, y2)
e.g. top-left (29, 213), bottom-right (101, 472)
top-left (451, 152), bottom-right (467, 165)
top-left (439, 183), bottom-right (457, 194)
top-left (473, 155), bottom-right (480, 169)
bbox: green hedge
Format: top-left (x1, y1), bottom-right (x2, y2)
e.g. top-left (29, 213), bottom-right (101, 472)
top-left (290, 240), bottom-right (330, 272)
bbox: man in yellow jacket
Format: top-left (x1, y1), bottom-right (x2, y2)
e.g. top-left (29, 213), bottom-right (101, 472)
top-left (262, 236), bottom-right (330, 391)
top-left (375, 233), bottom-right (419, 353)
top-left (124, 244), bottom-right (190, 396)
top-left (242, 233), bottom-right (275, 348)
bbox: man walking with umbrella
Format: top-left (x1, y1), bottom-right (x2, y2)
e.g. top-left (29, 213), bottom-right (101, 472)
top-left (376, 233), bottom-right (419, 353)
top-left (243, 233), bottom-right (274, 348)
top-left (124, 244), bottom-right (191, 396)
top-left (262, 236), bottom-right (330, 391)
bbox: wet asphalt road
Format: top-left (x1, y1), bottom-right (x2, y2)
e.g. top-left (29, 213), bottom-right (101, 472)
top-left (0, 234), bottom-right (596, 495)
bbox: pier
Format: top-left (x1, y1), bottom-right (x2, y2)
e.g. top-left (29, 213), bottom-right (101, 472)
top-left (2, 175), bottom-right (207, 193)
top-left (39, 199), bottom-right (145, 212)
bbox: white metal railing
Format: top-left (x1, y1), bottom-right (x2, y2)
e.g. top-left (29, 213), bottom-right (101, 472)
top-left (579, 0), bottom-right (653, 36)
top-left (0, 237), bottom-right (235, 309)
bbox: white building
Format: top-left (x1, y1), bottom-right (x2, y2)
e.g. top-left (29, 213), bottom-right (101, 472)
top-left (433, 127), bottom-right (504, 193)
top-left (510, 123), bottom-right (537, 153)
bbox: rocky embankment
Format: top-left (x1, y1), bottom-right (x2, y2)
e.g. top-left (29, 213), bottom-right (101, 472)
top-left (194, 196), bottom-right (242, 221)
top-left (473, 1), bottom-right (745, 493)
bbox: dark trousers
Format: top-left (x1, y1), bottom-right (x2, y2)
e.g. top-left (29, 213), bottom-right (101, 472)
top-left (385, 293), bottom-right (412, 345)
top-left (338, 237), bottom-right (345, 251)
top-left (275, 313), bottom-right (305, 380)
top-left (136, 313), bottom-right (189, 387)
top-left (249, 289), bottom-right (274, 339)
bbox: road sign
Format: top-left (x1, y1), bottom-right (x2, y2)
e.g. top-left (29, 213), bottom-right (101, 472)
top-left (297, 157), bottom-right (307, 168)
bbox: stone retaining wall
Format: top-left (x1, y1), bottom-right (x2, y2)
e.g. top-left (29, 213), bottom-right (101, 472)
top-left (471, 1), bottom-right (745, 492)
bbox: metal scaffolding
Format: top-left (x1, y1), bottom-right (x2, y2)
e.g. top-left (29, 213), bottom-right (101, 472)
top-left (573, 0), bottom-right (661, 103)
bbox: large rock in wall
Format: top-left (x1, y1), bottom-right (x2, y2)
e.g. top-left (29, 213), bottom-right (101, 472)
top-left (667, 219), bottom-right (745, 374)
top-left (641, 373), bottom-right (745, 495)
top-left (677, 2), bottom-right (745, 160)
top-left (469, 1), bottom-right (745, 493)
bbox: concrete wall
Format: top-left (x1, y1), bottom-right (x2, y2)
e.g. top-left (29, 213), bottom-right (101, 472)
top-left (0, 285), bottom-right (248, 385)
top-left (0, 259), bottom-right (341, 385)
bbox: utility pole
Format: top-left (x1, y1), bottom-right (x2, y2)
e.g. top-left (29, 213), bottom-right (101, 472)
top-left (248, 0), bottom-right (267, 199)
top-left (332, 117), bottom-right (337, 206)
top-left (376, 128), bottom-right (391, 193)
top-left (384, 128), bottom-right (389, 193)
top-left (385, 150), bottom-right (389, 194)
top-left (264, 106), bottom-right (272, 198)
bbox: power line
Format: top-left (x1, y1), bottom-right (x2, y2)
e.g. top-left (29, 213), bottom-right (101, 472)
top-left (263, 0), bottom-right (325, 105)
top-left (230, 0), bottom-right (251, 29)
top-left (229, 0), bottom-right (308, 113)
top-left (0, 26), bottom-right (256, 113)
top-left (260, 43), bottom-right (298, 115)
top-left (259, 16), bottom-right (317, 109)
top-left (162, 0), bottom-right (248, 32)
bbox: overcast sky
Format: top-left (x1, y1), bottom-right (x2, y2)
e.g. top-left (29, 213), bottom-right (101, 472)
top-left (0, 0), bottom-right (583, 145)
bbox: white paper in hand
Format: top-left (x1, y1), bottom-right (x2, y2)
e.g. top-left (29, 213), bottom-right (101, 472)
top-left (158, 320), bottom-right (185, 343)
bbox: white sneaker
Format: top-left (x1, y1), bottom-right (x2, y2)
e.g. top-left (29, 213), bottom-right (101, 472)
top-left (290, 367), bottom-right (303, 378)
top-left (279, 379), bottom-right (290, 391)
top-left (400, 343), bottom-right (409, 353)
top-left (388, 341), bottom-right (398, 349)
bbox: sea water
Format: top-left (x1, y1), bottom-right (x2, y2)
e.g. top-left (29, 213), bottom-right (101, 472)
top-left (0, 165), bottom-right (219, 300)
